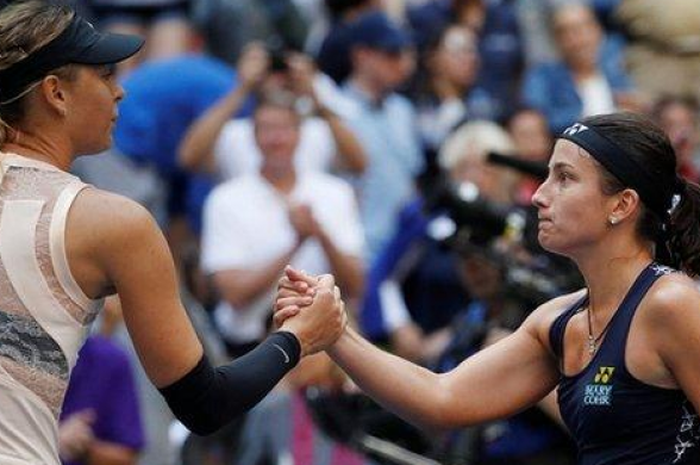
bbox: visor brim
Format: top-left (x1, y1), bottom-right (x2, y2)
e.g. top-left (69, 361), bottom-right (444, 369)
top-left (72, 32), bottom-right (144, 65)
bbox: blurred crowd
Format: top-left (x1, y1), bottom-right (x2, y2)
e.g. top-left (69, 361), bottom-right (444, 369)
top-left (57, 0), bottom-right (700, 464)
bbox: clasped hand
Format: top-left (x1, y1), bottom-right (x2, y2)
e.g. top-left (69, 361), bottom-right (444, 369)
top-left (275, 267), bottom-right (347, 357)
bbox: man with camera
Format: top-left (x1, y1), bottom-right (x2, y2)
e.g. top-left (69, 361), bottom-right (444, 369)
top-left (178, 42), bottom-right (366, 180)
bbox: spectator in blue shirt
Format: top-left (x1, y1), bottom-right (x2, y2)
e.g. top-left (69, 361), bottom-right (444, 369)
top-left (408, 0), bottom-right (523, 121)
top-left (341, 11), bottom-right (424, 260)
top-left (521, 3), bottom-right (638, 134)
top-left (411, 24), bottom-right (499, 154)
top-left (112, 54), bottom-right (242, 234)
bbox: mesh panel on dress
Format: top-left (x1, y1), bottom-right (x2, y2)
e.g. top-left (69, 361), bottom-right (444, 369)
top-left (0, 164), bottom-right (95, 418)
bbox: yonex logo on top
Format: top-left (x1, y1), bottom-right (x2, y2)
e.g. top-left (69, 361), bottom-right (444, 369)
top-left (584, 367), bottom-right (615, 406)
top-left (563, 123), bottom-right (589, 136)
top-left (594, 366), bottom-right (615, 384)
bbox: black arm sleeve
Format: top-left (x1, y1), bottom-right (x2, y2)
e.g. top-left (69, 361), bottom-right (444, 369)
top-left (158, 331), bottom-right (301, 436)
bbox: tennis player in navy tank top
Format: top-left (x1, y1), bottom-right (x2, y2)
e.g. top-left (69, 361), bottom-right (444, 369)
top-left (551, 263), bottom-right (699, 464)
top-left (277, 112), bottom-right (700, 465)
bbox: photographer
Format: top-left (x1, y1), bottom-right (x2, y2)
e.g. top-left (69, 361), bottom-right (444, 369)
top-left (430, 244), bottom-right (574, 465)
top-left (280, 112), bottom-right (700, 465)
top-left (178, 42), bottom-right (366, 180)
top-left (361, 121), bottom-right (520, 364)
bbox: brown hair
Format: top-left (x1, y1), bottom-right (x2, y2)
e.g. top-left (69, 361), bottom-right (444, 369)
top-left (583, 112), bottom-right (700, 276)
top-left (0, 0), bottom-right (75, 145)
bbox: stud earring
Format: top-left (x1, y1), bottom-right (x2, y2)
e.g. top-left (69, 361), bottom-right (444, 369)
top-left (609, 217), bottom-right (618, 225)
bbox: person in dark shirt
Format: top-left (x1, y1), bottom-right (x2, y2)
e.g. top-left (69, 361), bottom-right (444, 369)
top-left (278, 112), bottom-right (700, 464)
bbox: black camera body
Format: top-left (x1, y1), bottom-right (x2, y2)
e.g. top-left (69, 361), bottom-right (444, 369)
top-left (420, 165), bottom-right (581, 308)
top-left (265, 38), bottom-right (289, 72)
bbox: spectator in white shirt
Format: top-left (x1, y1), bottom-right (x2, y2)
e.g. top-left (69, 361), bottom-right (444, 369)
top-left (200, 91), bottom-right (365, 356)
top-left (178, 43), bottom-right (366, 181)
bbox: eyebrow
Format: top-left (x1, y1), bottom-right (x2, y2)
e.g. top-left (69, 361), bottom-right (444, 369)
top-left (548, 161), bottom-right (576, 171)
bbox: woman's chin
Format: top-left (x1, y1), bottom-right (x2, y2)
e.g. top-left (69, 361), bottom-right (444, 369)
top-left (537, 233), bottom-right (564, 255)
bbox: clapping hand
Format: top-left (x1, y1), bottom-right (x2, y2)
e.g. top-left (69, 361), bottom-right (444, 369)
top-left (288, 203), bottom-right (322, 243)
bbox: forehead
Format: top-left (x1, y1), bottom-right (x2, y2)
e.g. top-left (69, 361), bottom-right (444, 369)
top-left (254, 104), bottom-right (298, 121)
top-left (442, 27), bottom-right (475, 49)
top-left (553, 5), bottom-right (596, 30)
top-left (550, 139), bottom-right (598, 171)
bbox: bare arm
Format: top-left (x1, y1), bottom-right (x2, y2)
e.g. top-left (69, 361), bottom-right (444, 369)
top-left (212, 244), bottom-right (302, 309)
top-left (67, 191), bottom-right (347, 437)
top-left (86, 442), bottom-right (138, 465)
top-left (177, 43), bottom-right (268, 174)
top-left (316, 228), bottom-right (364, 299)
top-left (277, 268), bottom-right (571, 430)
top-left (68, 190), bottom-right (203, 386)
top-left (327, 317), bottom-right (559, 430)
top-left (390, 323), bottom-right (452, 364)
top-left (316, 105), bottom-right (367, 174)
top-left (286, 54), bottom-right (367, 174)
top-left (650, 277), bottom-right (700, 414)
top-left (177, 85), bottom-right (253, 174)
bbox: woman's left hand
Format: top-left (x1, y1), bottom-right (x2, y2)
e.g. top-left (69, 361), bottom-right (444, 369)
top-left (273, 266), bottom-right (319, 329)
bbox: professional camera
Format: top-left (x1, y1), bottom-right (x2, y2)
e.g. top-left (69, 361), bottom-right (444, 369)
top-left (418, 153), bottom-right (581, 308)
top-left (303, 154), bottom-right (579, 465)
top-left (304, 388), bottom-right (442, 465)
top-left (265, 38), bottom-right (289, 72)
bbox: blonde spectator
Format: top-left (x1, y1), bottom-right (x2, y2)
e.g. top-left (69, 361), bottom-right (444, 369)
top-left (439, 120), bottom-right (520, 206)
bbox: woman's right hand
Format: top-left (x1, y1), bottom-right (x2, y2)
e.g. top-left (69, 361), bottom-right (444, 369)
top-left (276, 268), bottom-right (347, 357)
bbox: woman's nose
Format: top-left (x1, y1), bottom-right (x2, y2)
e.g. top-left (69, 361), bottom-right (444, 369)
top-left (531, 181), bottom-right (548, 208)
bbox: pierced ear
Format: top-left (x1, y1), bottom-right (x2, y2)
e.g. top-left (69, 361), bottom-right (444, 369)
top-left (610, 188), bottom-right (640, 223)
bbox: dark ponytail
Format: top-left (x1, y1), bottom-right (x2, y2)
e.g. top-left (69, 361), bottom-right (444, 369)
top-left (666, 180), bottom-right (700, 277)
top-left (582, 112), bottom-right (700, 277)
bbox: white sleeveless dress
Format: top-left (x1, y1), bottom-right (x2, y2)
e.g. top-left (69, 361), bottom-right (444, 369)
top-left (0, 153), bottom-right (103, 464)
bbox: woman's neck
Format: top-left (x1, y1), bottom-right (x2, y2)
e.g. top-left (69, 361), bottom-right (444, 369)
top-left (2, 135), bottom-right (72, 171)
top-left (574, 240), bottom-right (653, 319)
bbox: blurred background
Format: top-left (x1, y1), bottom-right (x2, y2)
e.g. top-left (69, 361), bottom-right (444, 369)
top-left (57, 0), bottom-right (700, 464)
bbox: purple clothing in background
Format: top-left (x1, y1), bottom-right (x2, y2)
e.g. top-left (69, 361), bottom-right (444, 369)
top-left (61, 335), bottom-right (145, 465)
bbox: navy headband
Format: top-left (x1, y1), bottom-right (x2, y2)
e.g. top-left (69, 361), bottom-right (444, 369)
top-left (558, 122), bottom-right (678, 220)
top-left (0, 15), bottom-right (143, 103)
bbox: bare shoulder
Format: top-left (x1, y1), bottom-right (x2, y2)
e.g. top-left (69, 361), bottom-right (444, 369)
top-left (70, 187), bottom-right (160, 243)
top-left (642, 272), bottom-right (700, 328)
top-left (67, 187), bottom-right (164, 266)
top-left (521, 289), bottom-right (587, 350)
top-left (63, 188), bottom-right (166, 298)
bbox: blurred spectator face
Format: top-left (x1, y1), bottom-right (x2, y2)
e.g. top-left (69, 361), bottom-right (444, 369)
top-left (356, 46), bottom-right (416, 92)
top-left (657, 101), bottom-right (699, 166)
top-left (553, 5), bottom-right (602, 71)
top-left (440, 122), bottom-right (519, 205)
top-left (508, 110), bottom-right (552, 162)
top-left (349, 11), bottom-right (416, 92)
top-left (254, 104), bottom-right (301, 172)
top-left (450, 150), bottom-right (512, 204)
top-left (429, 26), bottom-right (479, 91)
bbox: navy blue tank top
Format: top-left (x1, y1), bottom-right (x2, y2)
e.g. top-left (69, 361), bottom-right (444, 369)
top-left (549, 263), bottom-right (700, 464)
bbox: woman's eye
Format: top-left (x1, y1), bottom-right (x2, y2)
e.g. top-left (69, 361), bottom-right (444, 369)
top-left (101, 64), bottom-right (117, 79)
